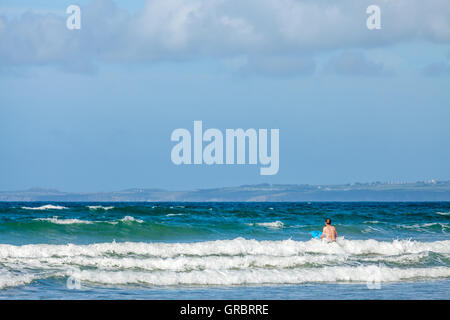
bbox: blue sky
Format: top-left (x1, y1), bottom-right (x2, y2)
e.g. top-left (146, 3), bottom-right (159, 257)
top-left (1, 0), bottom-right (449, 191)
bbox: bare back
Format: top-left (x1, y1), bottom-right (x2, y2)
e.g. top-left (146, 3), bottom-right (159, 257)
top-left (322, 225), bottom-right (337, 242)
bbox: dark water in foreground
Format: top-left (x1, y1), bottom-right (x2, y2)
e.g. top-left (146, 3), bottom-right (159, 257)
top-left (0, 202), bottom-right (449, 299)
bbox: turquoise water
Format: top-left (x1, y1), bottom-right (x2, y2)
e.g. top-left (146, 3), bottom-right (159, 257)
top-left (0, 202), bottom-right (449, 299)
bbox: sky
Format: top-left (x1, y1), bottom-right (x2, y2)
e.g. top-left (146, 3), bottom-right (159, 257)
top-left (0, 0), bottom-right (450, 192)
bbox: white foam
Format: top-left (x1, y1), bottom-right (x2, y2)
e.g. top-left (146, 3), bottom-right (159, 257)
top-left (247, 221), bottom-right (284, 229)
top-left (362, 226), bottom-right (384, 233)
top-left (358, 252), bottom-right (432, 264)
top-left (166, 214), bottom-right (184, 217)
top-left (1, 238), bottom-right (449, 259)
top-left (32, 216), bottom-right (145, 225)
top-left (1, 238), bottom-right (449, 289)
top-left (436, 212), bottom-right (450, 216)
top-left (1, 253), bottom-right (348, 272)
top-left (399, 223), bottom-right (449, 232)
top-left (34, 217), bottom-right (93, 225)
top-left (119, 216), bottom-right (144, 223)
top-left (87, 206), bottom-right (114, 210)
top-left (21, 204), bottom-right (68, 210)
top-left (0, 272), bottom-right (36, 290)
top-left (69, 266), bottom-right (450, 286)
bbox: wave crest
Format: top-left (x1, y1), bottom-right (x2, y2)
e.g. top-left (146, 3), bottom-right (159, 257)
top-left (68, 266), bottom-right (450, 286)
top-left (1, 238), bottom-right (449, 289)
top-left (21, 205), bottom-right (67, 210)
top-left (1, 238), bottom-right (449, 259)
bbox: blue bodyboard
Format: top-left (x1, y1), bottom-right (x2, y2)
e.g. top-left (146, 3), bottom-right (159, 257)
top-left (311, 231), bottom-right (322, 239)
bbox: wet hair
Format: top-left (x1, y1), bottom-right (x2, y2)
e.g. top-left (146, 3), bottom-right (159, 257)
top-left (325, 218), bottom-right (331, 225)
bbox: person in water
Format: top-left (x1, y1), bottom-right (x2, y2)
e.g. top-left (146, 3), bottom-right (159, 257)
top-left (320, 218), bottom-right (337, 242)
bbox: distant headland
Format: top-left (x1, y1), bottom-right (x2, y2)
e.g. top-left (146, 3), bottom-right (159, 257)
top-left (2, 180), bottom-right (450, 202)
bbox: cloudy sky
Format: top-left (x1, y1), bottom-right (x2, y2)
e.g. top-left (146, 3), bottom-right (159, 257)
top-left (1, 0), bottom-right (449, 191)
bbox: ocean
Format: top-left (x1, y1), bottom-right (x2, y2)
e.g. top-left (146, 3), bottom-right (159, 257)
top-left (0, 202), bottom-right (449, 299)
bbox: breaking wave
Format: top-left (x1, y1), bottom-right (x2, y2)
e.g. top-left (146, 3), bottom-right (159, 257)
top-left (32, 216), bottom-right (144, 225)
top-left (119, 216), bottom-right (144, 223)
top-left (34, 217), bottom-right (93, 225)
top-left (246, 221), bottom-right (284, 229)
top-left (87, 206), bottom-right (115, 210)
top-left (0, 238), bottom-right (449, 289)
top-left (67, 266), bottom-right (450, 286)
top-left (1, 238), bottom-right (448, 259)
top-left (21, 204), bottom-right (68, 210)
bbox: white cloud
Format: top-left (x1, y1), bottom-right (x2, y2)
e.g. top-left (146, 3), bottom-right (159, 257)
top-left (1, 0), bottom-right (449, 73)
top-left (325, 51), bottom-right (393, 77)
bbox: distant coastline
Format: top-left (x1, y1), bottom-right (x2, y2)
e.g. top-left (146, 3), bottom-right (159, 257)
top-left (2, 181), bottom-right (450, 202)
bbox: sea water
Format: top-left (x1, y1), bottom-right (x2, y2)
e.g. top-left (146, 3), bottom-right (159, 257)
top-left (0, 202), bottom-right (449, 299)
